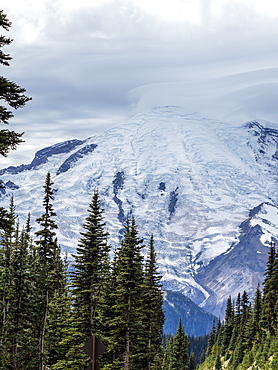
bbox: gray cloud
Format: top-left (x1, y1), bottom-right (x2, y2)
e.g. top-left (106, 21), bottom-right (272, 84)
top-left (1, 0), bottom-right (278, 167)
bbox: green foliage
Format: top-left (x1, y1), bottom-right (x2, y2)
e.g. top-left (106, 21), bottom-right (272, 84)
top-left (199, 240), bottom-right (278, 370)
top-left (106, 217), bottom-right (146, 369)
top-left (188, 352), bottom-right (196, 370)
top-left (143, 234), bottom-right (165, 369)
top-left (162, 319), bottom-right (189, 370)
top-left (0, 10), bottom-right (31, 156)
top-left (71, 190), bottom-right (110, 341)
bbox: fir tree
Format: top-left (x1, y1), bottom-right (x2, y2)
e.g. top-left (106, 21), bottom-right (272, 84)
top-left (34, 172), bottom-right (63, 370)
top-left (0, 10), bottom-right (31, 156)
top-left (171, 319), bottom-right (188, 370)
top-left (9, 224), bottom-right (34, 368)
top-left (214, 352), bottom-right (222, 370)
top-left (142, 234), bottom-right (165, 370)
top-left (188, 352), bottom-right (196, 370)
top-left (0, 197), bottom-right (17, 367)
top-left (261, 241), bottom-right (277, 335)
top-left (71, 190), bottom-right (110, 368)
top-left (71, 190), bottom-right (110, 335)
top-left (108, 216), bottom-right (145, 370)
top-left (221, 296), bottom-right (234, 352)
top-left (162, 336), bottom-right (173, 370)
top-left (206, 319), bottom-right (216, 356)
top-left (0, 202), bottom-right (36, 368)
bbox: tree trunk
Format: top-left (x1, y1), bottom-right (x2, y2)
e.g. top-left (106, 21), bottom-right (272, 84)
top-left (39, 289), bottom-right (49, 370)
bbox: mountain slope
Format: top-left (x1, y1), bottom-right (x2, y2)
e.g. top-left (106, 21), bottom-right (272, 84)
top-left (163, 290), bottom-right (216, 336)
top-left (1, 106), bottom-right (278, 316)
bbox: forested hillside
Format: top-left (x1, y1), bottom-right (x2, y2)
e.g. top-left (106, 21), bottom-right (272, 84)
top-left (0, 173), bottom-right (195, 370)
top-left (198, 241), bottom-right (278, 370)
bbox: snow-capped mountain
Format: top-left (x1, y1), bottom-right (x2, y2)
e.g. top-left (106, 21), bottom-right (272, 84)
top-left (1, 106), bottom-right (278, 317)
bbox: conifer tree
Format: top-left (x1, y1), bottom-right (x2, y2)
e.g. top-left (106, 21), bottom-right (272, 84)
top-left (9, 224), bottom-right (34, 368)
top-left (188, 352), bottom-right (196, 370)
top-left (34, 172), bottom-right (63, 370)
top-left (0, 201), bottom-right (36, 368)
top-left (214, 352), bottom-right (222, 370)
top-left (221, 296), bottom-right (234, 352)
top-left (162, 336), bottom-right (173, 370)
top-left (45, 255), bottom-right (74, 369)
top-left (252, 285), bottom-right (262, 339)
top-left (108, 217), bottom-right (145, 370)
top-left (0, 197), bottom-right (17, 367)
top-left (171, 319), bottom-right (188, 370)
top-left (142, 234), bottom-right (165, 369)
top-left (261, 241), bottom-right (277, 335)
top-left (206, 319), bottom-right (216, 356)
top-left (0, 10), bottom-right (31, 156)
top-left (71, 190), bottom-right (110, 368)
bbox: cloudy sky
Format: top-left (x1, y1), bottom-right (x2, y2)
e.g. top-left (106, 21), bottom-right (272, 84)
top-left (1, 0), bottom-right (278, 167)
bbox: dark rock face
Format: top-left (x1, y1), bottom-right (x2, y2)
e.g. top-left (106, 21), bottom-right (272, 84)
top-left (159, 182), bottom-right (166, 191)
top-left (56, 143), bottom-right (97, 175)
top-left (163, 290), bottom-right (216, 336)
top-left (0, 180), bottom-right (19, 196)
top-left (0, 139), bottom-right (85, 175)
top-left (0, 181), bottom-right (5, 195)
top-left (5, 181), bottom-right (19, 190)
top-left (168, 187), bottom-right (179, 215)
top-left (246, 121), bottom-right (278, 165)
top-left (112, 171), bottom-right (125, 223)
top-left (196, 202), bottom-right (276, 317)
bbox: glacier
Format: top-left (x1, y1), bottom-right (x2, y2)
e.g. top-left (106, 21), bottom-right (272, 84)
top-left (1, 106), bottom-right (278, 317)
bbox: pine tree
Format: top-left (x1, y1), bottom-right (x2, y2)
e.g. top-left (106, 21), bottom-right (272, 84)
top-left (0, 10), bottom-right (31, 156)
top-left (45, 256), bottom-right (74, 369)
top-left (9, 223), bottom-right (34, 368)
top-left (142, 234), bottom-right (165, 370)
top-left (261, 241), bottom-right (277, 335)
top-left (253, 285), bottom-right (262, 339)
top-left (161, 336), bottom-right (173, 370)
top-left (214, 352), bottom-right (221, 370)
top-left (171, 319), bottom-right (188, 370)
top-left (206, 319), bottom-right (216, 356)
top-left (71, 190), bottom-right (110, 334)
top-left (221, 296), bottom-right (234, 352)
top-left (71, 190), bottom-right (111, 368)
top-left (0, 201), bottom-right (37, 369)
top-left (108, 217), bottom-right (145, 370)
top-left (34, 172), bottom-right (63, 370)
top-left (188, 352), bottom-right (196, 370)
top-left (0, 197), bottom-right (17, 368)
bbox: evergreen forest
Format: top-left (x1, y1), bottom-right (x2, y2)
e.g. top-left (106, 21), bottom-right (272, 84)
top-left (0, 173), bottom-right (195, 370)
top-left (199, 241), bottom-right (278, 369)
top-left (2, 6), bottom-right (278, 370)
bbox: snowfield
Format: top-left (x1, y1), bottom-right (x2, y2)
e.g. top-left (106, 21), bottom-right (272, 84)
top-left (1, 106), bottom-right (278, 316)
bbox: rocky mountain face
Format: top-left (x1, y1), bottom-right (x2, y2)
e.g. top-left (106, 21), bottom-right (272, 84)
top-left (1, 106), bottom-right (278, 318)
top-left (163, 290), bottom-right (216, 336)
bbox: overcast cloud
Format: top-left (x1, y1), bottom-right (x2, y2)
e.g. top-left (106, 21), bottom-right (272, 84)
top-left (1, 0), bottom-right (278, 167)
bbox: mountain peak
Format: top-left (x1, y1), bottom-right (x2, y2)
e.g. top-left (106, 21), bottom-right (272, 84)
top-left (0, 106), bottom-right (278, 316)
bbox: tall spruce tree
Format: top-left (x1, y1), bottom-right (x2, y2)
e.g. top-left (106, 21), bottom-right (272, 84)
top-left (108, 217), bottom-right (145, 370)
top-left (71, 190), bottom-right (110, 367)
top-left (0, 10), bottom-right (31, 156)
top-left (0, 197), bottom-right (17, 367)
top-left (34, 172), bottom-right (64, 370)
top-left (171, 319), bottom-right (188, 370)
top-left (261, 241), bottom-right (277, 335)
top-left (45, 255), bottom-right (72, 369)
top-left (9, 223), bottom-right (33, 369)
top-left (220, 296), bottom-right (234, 353)
top-left (142, 234), bottom-right (165, 370)
top-left (162, 336), bottom-right (174, 370)
top-left (0, 201), bottom-right (36, 369)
